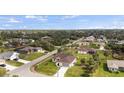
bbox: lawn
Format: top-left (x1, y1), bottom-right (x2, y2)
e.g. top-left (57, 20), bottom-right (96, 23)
top-left (0, 67), bottom-right (6, 77)
top-left (93, 50), bottom-right (124, 77)
top-left (64, 48), bottom-right (92, 77)
top-left (93, 61), bottom-right (124, 77)
top-left (6, 60), bottom-right (24, 67)
top-left (35, 58), bottom-right (59, 76)
top-left (64, 48), bottom-right (93, 65)
top-left (0, 47), bottom-right (15, 53)
top-left (65, 66), bottom-right (84, 77)
top-left (19, 52), bottom-right (44, 61)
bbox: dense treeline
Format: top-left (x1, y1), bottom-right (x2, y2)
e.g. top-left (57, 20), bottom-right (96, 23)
top-left (0, 29), bottom-right (124, 47)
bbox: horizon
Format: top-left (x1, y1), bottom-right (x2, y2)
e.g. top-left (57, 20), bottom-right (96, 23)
top-left (0, 15), bottom-right (124, 30)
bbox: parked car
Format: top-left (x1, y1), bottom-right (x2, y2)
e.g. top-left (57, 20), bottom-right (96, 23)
top-left (0, 64), bottom-right (6, 67)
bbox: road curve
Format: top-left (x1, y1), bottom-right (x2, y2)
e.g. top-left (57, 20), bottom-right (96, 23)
top-left (7, 50), bottom-right (58, 77)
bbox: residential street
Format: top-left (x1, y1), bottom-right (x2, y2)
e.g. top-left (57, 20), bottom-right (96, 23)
top-left (7, 50), bottom-right (58, 77)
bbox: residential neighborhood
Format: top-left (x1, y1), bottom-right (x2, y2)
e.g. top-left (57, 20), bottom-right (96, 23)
top-left (0, 29), bottom-right (123, 77)
top-left (0, 15), bottom-right (124, 77)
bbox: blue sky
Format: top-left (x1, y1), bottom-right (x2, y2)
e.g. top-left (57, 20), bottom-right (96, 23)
top-left (0, 15), bottom-right (124, 29)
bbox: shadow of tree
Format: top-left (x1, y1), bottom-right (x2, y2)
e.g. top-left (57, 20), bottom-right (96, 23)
top-left (103, 63), bottom-right (109, 72)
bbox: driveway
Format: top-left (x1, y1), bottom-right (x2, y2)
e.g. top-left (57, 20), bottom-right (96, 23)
top-left (54, 67), bottom-right (69, 77)
top-left (18, 59), bottom-right (31, 64)
top-left (5, 64), bottom-right (17, 71)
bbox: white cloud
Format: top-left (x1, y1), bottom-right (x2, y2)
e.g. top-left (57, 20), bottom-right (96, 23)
top-left (25, 15), bottom-right (37, 19)
top-left (62, 15), bottom-right (79, 20)
top-left (25, 15), bottom-right (48, 22)
top-left (2, 24), bottom-right (12, 27)
top-left (8, 18), bottom-right (20, 23)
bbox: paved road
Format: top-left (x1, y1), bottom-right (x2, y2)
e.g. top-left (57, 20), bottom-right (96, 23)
top-left (7, 50), bottom-right (58, 77)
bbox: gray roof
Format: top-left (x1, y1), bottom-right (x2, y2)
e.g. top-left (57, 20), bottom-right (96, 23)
top-left (53, 53), bottom-right (76, 64)
top-left (20, 47), bottom-right (42, 51)
top-left (107, 60), bottom-right (124, 68)
top-left (0, 51), bottom-right (14, 59)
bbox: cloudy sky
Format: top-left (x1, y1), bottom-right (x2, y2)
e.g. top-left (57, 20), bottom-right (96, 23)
top-left (0, 15), bottom-right (124, 29)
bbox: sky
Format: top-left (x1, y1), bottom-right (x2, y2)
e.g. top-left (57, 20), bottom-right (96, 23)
top-left (0, 15), bottom-right (124, 29)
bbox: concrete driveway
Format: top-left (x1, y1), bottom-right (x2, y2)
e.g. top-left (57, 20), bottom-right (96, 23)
top-left (18, 59), bottom-right (30, 64)
top-left (5, 64), bottom-right (17, 71)
top-left (54, 67), bottom-right (69, 77)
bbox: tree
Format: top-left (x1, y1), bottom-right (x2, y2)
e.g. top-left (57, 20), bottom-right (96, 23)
top-left (80, 58), bottom-right (86, 65)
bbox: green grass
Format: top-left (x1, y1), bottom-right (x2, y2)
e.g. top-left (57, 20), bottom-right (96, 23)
top-left (35, 58), bottom-right (58, 76)
top-left (65, 66), bottom-right (84, 77)
top-left (93, 50), bottom-right (124, 77)
top-left (64, 48), bottom-right (124, 77)
top-left (89, 43), bottom-right (99, 49)
top-left (0, 47), bottom-right (15, 53)
top-left (64, 48), bottom-right (92, 77)
top-left (19, 52), bottom-right (44, 61)
top-left (93, 61), bottom-right (124, 77)
top-left (0, 67), bottom-right (6, 77)
top-left (6, 60), bottom-right (24, 67)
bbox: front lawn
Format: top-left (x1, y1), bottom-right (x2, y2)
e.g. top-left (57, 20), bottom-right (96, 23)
top-left (35, 58), bottom-right (58, 76)
top-left (19, 52), bottom-right (44, 61)
top-left (65, 66), bottom-right (84, 77)
top-left (93, 61), bottom-right (124, 77)
top-left (0, 67), bottom-right (6, 77)
top-left (93, 50), bottom-right (124, 77)
top-left (0, 47), bottom-right (15, 53)
top-left (6, 60), bottom-right (24, 67)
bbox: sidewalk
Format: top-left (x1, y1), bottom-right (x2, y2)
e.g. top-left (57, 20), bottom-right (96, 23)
top-left (18, 59), bottom-right (31, 64)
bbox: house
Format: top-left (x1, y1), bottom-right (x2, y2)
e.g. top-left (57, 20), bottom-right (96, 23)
top-left (0, 51), bottom-right (19, 60)
top-left (107, 60), bottom-right (124, 71)
top-left (53, 53), bottom-right (77, 67)
top-left (78, 41), bottom-right (90, 46)
top-left (0, 59), bottom-right (5, 65)
top-left (41, 36), bottom-right (52, 41)
top-left (116, 40), bottom-right (124, 45)
top-left (19, 46), bottom-right (44, 54)
top-left (78, 48), bottom-right (96, 54)
top-left (84, 36), bottom-right (95, 42)
top-left (33, 47), bottom-right (45, 53)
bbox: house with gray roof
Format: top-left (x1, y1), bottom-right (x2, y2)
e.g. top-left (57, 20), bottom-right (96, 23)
top-left (19, 46), bottom-right (44, 54)
top-left (107, 60), bottom-right (124, 71)
top-left (0, 51), bottom-right (19, 60)
top-left (53, 53), bottom-right (77, 67)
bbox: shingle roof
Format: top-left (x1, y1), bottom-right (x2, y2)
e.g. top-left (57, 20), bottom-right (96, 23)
top-left (20, 46), bottom-right (42, 51)
top-left (53, 53), bottom-right (75, 64)
top-left (107, 60), bottom-right (124, 68)
top-left (0, 51), bottom-right (14, 59)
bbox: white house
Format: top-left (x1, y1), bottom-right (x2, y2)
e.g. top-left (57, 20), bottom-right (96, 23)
top-left (0, 51), bottom-right (19, 60)
top-left (19, 46), bottom-right (45, 54)
top-left (85, 36), bottom-right (95, 42)
top-left (78, 48), bottom-right (96, 54)
top-left (107, 60), bottom-right (124, 71)
top-left (53, 53), bottom-right (77, 67)
top-left (0, 59), bottom-right (5, 65)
